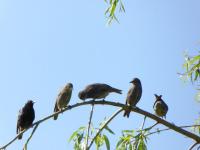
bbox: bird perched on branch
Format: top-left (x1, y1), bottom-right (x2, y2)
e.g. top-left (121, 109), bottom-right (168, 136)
top-left (78, 83), bottom-right (122, 101)
top-left (16, 100), bottom-right (35, 140)
top-left (53, 83), bottom-right (73, 120)
top-left (124, 78), bottom-right (142, 118)
top-left (153, 94), bottom-right (168, 118)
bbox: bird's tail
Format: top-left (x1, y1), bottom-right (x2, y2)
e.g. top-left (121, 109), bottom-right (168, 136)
top-left (111, 87), bottom-right (122, 94)
top-left (53, 105), bottom-right (59, 120)
top-left (123, 109), bottom-right (131, 118)
top-left (18, 134), bottom-right (23, 140)
top-left (53, 114), bottom-right (58, 120)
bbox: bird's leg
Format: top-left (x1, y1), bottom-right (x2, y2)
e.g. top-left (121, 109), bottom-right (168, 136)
top-left (92, 99), bottom-right (95, 105)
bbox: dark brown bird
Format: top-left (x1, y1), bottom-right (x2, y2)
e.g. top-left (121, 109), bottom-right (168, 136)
top-left (16, 100), bottom-right (35, 140)
top-left (78, 83), bottom-right (122, 101)
top-left (153, 94), bottom-right (168, 118)
top-left (124, 78), bottom-right (142, 118)
top-left (53, 83), bottom-right (73, 120)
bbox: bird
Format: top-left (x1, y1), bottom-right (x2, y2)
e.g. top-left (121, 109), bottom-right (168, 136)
top-left (123, 78), bottom-right (142, 118)
top-left (16, 100), bottom-right (35, 140)
top-left (78, 83), bottom-right (122, 101)
top-left (153, 94), bottom-right (168, 118)
top-left (53, 83), bottom-right (73, 120)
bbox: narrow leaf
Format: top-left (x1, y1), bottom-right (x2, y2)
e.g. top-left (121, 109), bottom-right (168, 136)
top-left (105, 125), bottom-right (115, 135)
top-left (103, 134), bottom-right (110, 150)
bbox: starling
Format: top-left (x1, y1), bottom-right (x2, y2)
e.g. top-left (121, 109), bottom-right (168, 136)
top-left (16, 100), bottom-right (35, 140)
top-left (53, 83), bottom-right (73, 120)
top-left (78, 83), bottom-right (122, 101)
top-left (153, 94), bottom-right (168, 118)
top-left (124, 78), bottom-right (142, 118)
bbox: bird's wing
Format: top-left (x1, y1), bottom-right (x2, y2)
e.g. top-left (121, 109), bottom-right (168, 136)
top-left (16, 109), bottom-right (22, 134)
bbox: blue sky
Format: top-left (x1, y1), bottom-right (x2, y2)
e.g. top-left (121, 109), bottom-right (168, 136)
top-left (0, 0), bottom-right (200, 149)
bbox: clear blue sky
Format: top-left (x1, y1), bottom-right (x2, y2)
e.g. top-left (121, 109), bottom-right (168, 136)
top-left (0, 0), bottom-right (200, 150)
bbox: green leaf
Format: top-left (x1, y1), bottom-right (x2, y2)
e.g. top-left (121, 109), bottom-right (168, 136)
top-left (119, 0), bottom-right (125, 12)
top-left (116, 138), bottom-right (124, 149)
top-left (105, 125), bottom-right (115, 135)
top-left (137, 139), bottom-right (147, 150)
top-left (110, 0), bottom-right (117, 17)
top-left (189, 55), bottom-right (200, 65)
top-left (103, 134), bottom-right (110, 150)
top-left (68, 126), bottom-right (86, 142)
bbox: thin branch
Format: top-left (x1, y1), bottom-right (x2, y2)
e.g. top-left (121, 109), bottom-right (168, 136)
top-left (145, 124), bottom-right (200, 137)
top-left (141, 116), bottom-right (147, 130)
top-left (23, 124), bottom-right (39, 150)
top-left (139, 122), bottom-right (159, 133)
top-left (85, 103), bottom-right (95, 150)
top-left (87, 108), bottom-right (123, 149)
top-left (189, 142), bottom-right (199, 150)
top-left (1, 100), bottom-right (200, 150)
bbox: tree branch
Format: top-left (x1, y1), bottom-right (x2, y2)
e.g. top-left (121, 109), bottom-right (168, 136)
top-left (1, 100), bottom-right (200, 150)
top-left (85, 103), bottom-right (95, 150)
top-left (23, 124), bottom-right (39, 150)
top-left (189, 142), bottom-right (199, 150)
top-left (145, 124), bottom-right (200, 137)
top-left (87, 108), bottom-right (123, 149)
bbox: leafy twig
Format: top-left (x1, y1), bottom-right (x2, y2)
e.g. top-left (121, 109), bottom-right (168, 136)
top-left (88, 108), bottom-right (123, 149)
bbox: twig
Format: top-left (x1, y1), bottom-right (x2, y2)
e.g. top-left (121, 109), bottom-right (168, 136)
top-left (141, 116), bottom-right (147, 130)
top-left (87, 108), bottom-right (123, 149)
top-left (145, 124), bottom-right (200, 137)
top-left (85, 103), bottom-right (95, 150)
top-left (139, 122), bottom-right (159, 133)
top-left (23, 124), bottom-right (39, 150)
top-left (189, 142), bottom-right (199, 150)
top-left (1, 100), bottom-right (200, 149)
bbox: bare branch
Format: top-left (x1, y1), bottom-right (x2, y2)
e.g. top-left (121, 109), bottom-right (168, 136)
top-left (23, 124), bottom-right (39, 150)
top-left (85, 103), bottom-right (95, 150)
top-left (189, 142), bottom-right (199, 150)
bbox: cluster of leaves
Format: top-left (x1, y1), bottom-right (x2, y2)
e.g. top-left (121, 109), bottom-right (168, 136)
top-left (68, 121), bottom-right (115, 150)
top-left (104, 0), bottom-right (125, 24)
top-left (116, 129), bottom-right (148, 150)
top-left (192, 118), bottom-right (200, 135)
top-left (181, 53), bottom-right (200, 101)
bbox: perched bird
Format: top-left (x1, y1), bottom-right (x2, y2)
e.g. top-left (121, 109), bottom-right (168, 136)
top-left (124, 78), bottom-right (142, 118)
top-left (153, 94), bottom-right (168, 118)
top-left (16, 100), bottom-right (35, 140)
top-left (53, 83), bottom-right (73, 120)
top-left (78, 83), bottom-right (122, 101)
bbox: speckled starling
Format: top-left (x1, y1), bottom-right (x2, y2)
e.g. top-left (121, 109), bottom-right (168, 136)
top-left (16, 100), bottom-right (35, 140)
top-left (153, 94), bottom-right (168, 118)
top-left (53, 83), bottom-right (73, 120)
top-left (124, 78), bottom-right (142, 118)
top-left (78, 83), bottom-right (122, 101)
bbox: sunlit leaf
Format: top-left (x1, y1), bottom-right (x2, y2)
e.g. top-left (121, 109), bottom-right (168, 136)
top-left (68, 126), bottom-right (86, 142)
top-left (103, 134), bottom-right (110, 150)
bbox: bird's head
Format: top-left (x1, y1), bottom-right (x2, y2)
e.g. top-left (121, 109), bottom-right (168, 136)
top-left (154, 94), bottom-right (162, 100)
top-left (65, 83), bottom-right (73, 90)
top-left (78, 91), bottom-right (86, 100)
top-left (130, 78), bottom-right (141, 84)
top-left (26, 100), bottom-right (35, 107)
